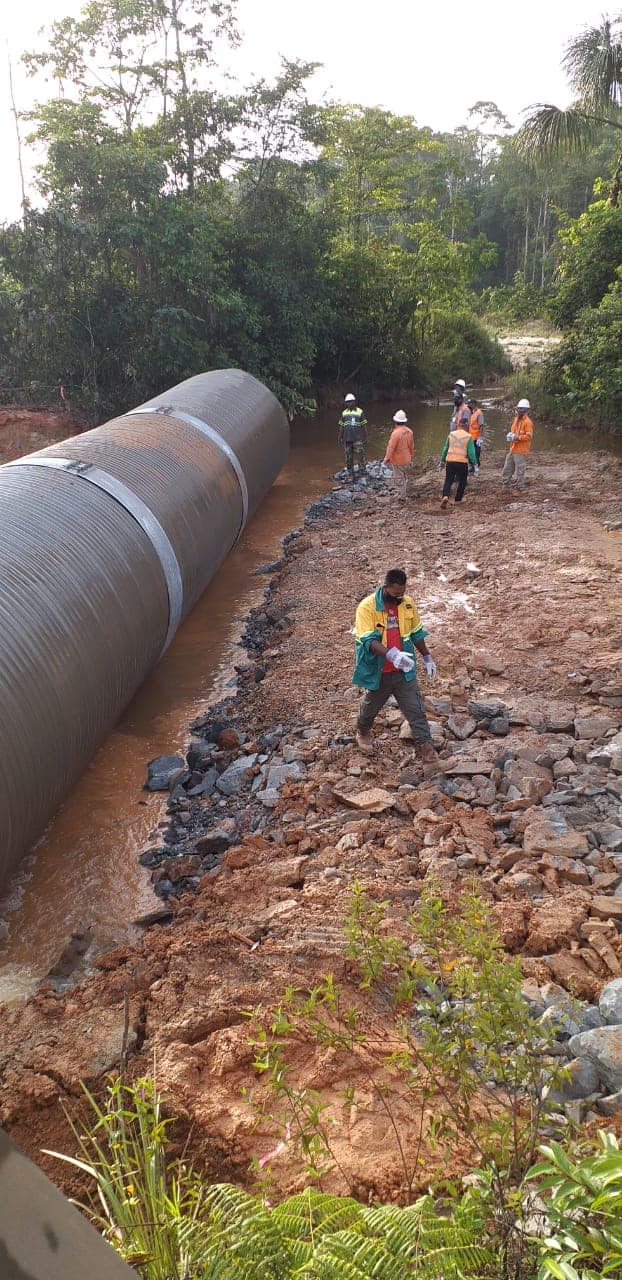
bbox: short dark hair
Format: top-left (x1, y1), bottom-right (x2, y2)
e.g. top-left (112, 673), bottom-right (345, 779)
top-left (385, 568), bottom-right (406, 586)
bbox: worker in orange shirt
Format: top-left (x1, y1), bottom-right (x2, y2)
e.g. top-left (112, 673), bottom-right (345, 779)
top-left (467, 397), bottom-right (485, 474)
top-left (383, 409), bottom-right (414, 494)
top-left (502, 398), bottom-right (534, 494)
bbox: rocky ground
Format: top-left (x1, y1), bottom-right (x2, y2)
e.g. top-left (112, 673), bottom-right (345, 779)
top-left (1, 446), bottom-right (622, 1202)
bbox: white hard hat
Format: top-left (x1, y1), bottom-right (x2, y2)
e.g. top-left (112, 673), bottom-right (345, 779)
top-left (393, 410), bottom-right (408, 423)
top-left (454, 379), bottom-right (466, 390)
top-left (344, 393), bottom-right (356, 403)
top-left (516, 398), bottom-right (531, 409)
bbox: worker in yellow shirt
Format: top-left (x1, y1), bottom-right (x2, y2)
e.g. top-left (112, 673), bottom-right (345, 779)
top-left (502, 398), bottom-right (534, 494)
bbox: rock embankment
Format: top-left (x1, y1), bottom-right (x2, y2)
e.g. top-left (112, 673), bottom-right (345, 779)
top-left (0, 447), bottom-right (621, 1198)
top-left (497, 331), bottom-right (562, 369)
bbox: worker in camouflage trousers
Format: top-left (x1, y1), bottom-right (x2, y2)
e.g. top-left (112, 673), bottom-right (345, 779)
top-left (338, 393), bottom-right (368, 479)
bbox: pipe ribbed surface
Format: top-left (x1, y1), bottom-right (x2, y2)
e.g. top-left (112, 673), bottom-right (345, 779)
top-left (0, 369), bottom-right (288, 888)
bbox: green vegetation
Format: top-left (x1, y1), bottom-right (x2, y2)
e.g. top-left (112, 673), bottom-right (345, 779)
top-left (512, 16), bottom-right (622, 431)
top-left (2, 3), bottom-right (622, 421)
top-left (48, 889), bottom-right (620, 1279)
top-left (47, 1078), bottom-right (495, 1278)
top-left (250, 884), bottom-right (564, 1277)
top-left (530, 1132), bottom-right (622, 1279)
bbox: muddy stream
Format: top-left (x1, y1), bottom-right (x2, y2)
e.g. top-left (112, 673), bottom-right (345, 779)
top-left (0, 397), bottom-right (614, 1001)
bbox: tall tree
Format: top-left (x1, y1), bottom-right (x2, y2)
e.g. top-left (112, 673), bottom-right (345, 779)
top-left (517, 15), bottom-right (622, 205)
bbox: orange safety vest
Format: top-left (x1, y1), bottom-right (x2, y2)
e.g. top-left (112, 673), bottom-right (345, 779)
top-left (446, 428), bottom-right (471, 464)
top-left (509, 413), bottom-right (534, 455)
top-left (469, 409), bottom-right (484, 440)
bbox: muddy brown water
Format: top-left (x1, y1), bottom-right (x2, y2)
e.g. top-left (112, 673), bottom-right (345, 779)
top-left (0, 397), bottom-right (617, 1000)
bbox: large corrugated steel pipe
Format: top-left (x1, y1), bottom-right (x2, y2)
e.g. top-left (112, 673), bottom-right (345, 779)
top-left (0, 369), bottom-right (289, 890)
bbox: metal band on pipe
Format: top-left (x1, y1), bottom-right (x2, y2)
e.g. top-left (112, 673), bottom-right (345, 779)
top-left (128, 405), bottom-right (250, 530)
top-left (6, 457), bottom-right (183, 654)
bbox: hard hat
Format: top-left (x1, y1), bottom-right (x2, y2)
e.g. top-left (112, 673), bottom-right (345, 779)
top-left (516, 398), bottom-right (531, 409)
top-left (344, 393), bottom-right (356, 403)
top-left (393, 410), bottom-right (408, 423)
top-left (454, 379), bottom-right (466, 390)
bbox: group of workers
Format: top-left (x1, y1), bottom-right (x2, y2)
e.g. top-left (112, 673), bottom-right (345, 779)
top-left (342, 385), bottom-right (536, 762)
top-left (337, 384), bottom-right (534, 507)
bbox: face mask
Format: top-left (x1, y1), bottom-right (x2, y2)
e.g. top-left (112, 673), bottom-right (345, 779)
top-left (384, 591), bottom-right (404, 606)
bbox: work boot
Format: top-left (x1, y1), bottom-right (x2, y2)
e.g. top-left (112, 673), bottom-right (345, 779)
top-left (355, 730), bottom-right (373, 754)
top-left (440, 495), bottom-right (449, 510)
top-left (416, 741), bottom-right (440, 774)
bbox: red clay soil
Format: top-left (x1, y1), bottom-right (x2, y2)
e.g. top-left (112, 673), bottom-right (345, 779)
top-left (0, 446), bottom-right (621, 1205)
top-left (0, 405), bottom-right (82, 462)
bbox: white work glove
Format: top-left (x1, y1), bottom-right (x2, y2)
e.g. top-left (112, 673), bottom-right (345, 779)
top-left (474, 465), bottom-right (479, 475)
top-left (386, 646), bottom-right (415, 673)
top-left (423, 654), bottom-right (437, 679)
top-left (506, 432), bottom-right (517, 442)
top-left (478, 439), bottom-right (484, 450)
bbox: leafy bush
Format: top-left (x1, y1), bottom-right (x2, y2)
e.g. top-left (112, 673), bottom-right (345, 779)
top-left (551, 200), bottom-right (622, 330)
top-left (421, 308), bottom-right (509, 391)
top-left (250, 884), bottom-right (563, 1277)
top-left (480, 277), bottom-right (548, 325)
top-left (517, 274), bottom-right (622, 432)
top-left (530, 1131), bottom-right (622, 1279)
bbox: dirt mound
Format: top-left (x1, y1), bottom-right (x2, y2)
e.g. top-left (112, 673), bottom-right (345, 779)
top-left (0, 405), bottom-right (82, 462)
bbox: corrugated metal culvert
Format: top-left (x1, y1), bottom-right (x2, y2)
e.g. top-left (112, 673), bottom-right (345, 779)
top-left (0, 369), bottom-right (289, 889)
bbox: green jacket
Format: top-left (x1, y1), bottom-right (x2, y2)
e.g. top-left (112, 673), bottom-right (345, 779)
top-left (352, 587), bottom-right (427, 690)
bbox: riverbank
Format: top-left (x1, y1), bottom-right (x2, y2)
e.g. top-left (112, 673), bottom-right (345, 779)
top-left (1, 445), bottom-right (622, 1202)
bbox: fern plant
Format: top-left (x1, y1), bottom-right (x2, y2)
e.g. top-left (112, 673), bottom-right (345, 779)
top-left (196, 1184), bottom-right (496, 1279)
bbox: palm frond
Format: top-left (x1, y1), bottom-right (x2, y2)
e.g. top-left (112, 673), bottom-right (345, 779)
top-left (563, 16), bottom-right (622, 110)
top-left (515, 104), bottom-right (599, 161)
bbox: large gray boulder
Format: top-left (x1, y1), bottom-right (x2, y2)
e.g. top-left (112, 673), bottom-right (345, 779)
top-left (599, 979), bottom-right (622, 1026)
top-left (568, 1027), bottom-right (622, 1093)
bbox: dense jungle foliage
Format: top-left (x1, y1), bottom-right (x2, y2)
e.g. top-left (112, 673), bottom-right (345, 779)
top-left (0, 2), bottom-right (621, 424)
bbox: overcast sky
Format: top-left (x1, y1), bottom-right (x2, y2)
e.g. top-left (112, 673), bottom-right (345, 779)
top-left (1, 0), bottom-right (614, 221)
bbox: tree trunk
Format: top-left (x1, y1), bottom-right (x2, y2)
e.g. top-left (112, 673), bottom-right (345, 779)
top-left (7, 48), bottom-right (27, 214)
top-left (171, 0), bottom-right (195, 195)
top-left (523, 201), bottom-right (530, 277)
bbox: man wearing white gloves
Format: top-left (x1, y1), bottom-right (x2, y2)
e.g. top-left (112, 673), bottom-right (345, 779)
top-left (502, 398), bottom-right (534, 493)
top-left (352, 569), bottom-right (438, 768)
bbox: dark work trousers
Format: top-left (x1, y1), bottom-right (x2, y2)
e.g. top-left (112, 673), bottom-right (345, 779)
top-left (357, 671), bottom-right (431, 744)
top-left (442, 461), bottom-right (469, 502)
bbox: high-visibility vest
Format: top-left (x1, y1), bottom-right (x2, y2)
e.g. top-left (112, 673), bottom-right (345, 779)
top-left (469, 409), bottom-right (484, 440)
top-left (446, 428), bottom-right (471, 464)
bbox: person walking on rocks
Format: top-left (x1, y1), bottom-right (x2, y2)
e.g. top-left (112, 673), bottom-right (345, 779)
top-left (439, 410), bottom-right (477, 509)
top-left (502, 398), bottom-right (533, 494)
top-left (352, 569), bottom-right (439, 768)
top-left (383, 410), bottom-right (414, 494)
top-left (338, 393), bottom-right (368, 480)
